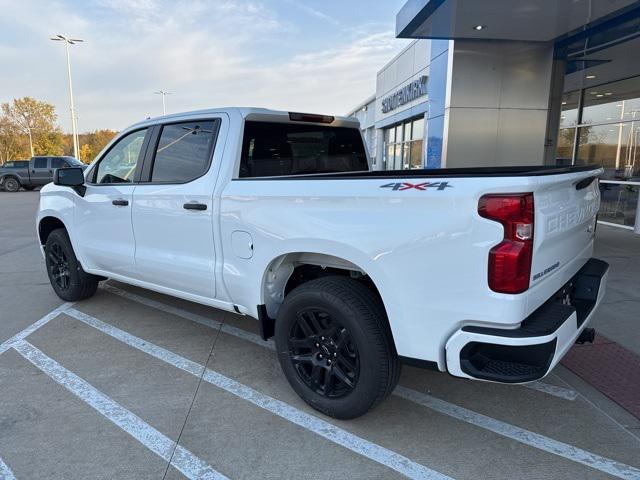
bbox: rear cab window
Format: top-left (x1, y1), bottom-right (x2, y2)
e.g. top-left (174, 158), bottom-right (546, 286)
top-left (239, 121), bottom-right (368, 178)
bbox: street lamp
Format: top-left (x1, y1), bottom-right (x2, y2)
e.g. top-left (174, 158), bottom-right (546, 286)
top-left (154, 90), bottom-right (172, 115)
top-left (50, 34), bottom-right (83, 160)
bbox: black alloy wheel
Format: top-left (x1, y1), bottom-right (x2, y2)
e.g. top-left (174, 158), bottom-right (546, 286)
top-left (288, 307), bottom-right (360, 398)
top-left (44, 228), bottom-right (100, 301)
top-left (275, 276), bottom-right (400, 419)
top-left (47, 242), bottom-right (71, 291)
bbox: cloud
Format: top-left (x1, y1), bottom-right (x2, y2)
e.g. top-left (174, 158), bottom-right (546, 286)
top-left (283, 0), bottom-right (341, 27)
top-left (0, 1), bottom-right (408, 131)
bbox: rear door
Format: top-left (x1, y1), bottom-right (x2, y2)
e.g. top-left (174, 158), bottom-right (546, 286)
top-left (530, 168), bottom-right (602, 288)
top-left (30, 157), bottom-right (51, 185)
top-left (131, 118), bottom-right (220, 299)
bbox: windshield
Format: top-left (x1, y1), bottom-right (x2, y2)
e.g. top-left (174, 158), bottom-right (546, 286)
top-left (64, 156), bottom-right (83, 166)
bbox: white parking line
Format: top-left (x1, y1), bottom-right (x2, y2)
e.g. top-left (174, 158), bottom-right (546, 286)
top-left (394, 386), bottom-right (640, 480)
top-left (102, 284), bottom-right (575, 401)
top-left (96, 286), bottom-right (640, 479)
top-left (12, 340), bottom-right (228, 480)
top-left (66, 307), bottom-right (452, 480)
top-left (522, 381), bottom-right (577, 401)
top-left (0, 457), bottom-right (16, 480)
top-left (0, 302), bottom-right (73, 355)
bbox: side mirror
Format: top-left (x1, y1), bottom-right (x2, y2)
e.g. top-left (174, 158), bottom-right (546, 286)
top-left (54, 167), bottom-right (86, 196)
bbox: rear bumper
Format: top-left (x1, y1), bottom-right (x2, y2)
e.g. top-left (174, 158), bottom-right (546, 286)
top-left (445, 258), bottom-right (609, 383)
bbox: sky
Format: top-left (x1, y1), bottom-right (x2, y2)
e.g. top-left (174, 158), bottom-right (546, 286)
top-left (0, 0), bottom-right (410, 133)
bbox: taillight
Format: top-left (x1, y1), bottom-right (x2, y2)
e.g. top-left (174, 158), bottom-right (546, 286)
top-left (478, 193), bottom-right (534, 294)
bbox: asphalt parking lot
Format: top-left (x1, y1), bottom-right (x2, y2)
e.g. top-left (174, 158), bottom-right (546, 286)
top-left (1, 190), bottom-right (640, 480)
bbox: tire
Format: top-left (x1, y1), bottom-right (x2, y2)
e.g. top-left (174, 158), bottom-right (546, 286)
top-left (23, 186), bottom-right (36, 191)
top-left (45, 228), bottom-right (100, 301)
top-left (3, 177), bottom-right (20, 192)
top-left (275, 276), bottom-right (400, 419)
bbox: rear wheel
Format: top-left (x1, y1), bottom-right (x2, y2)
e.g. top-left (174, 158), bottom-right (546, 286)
top-left (275, 276), bottom-right (400, 419)
top-left (3, 177), bottom-right (20, 192)
top-left (45, 228), bottom-right (99, 301)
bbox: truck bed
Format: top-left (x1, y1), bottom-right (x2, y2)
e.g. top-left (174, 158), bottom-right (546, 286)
top-left (237, 164), bottom-right (600, 180)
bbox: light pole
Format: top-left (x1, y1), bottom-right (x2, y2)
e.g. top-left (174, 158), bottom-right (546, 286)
top-left (50, 34), bottom-right (83, 160)
top-left (154, 90), bottom-right (172, 115)
top-left (26, 125), bottom-right (35, 157)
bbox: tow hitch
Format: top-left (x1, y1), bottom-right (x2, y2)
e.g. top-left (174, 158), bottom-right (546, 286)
top-left (576, 328), bottom-right (595, 344)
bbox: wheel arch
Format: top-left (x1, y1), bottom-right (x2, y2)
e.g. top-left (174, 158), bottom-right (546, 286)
top-left (1, 174), bottom-right (21, 186)
top-left (259, 251), bottom-right (395, 344)
top-left (38, 216), bottom-right (67, 246)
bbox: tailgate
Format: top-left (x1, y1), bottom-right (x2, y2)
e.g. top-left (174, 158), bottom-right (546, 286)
top-left (531, 168), bottom-right (602, 287)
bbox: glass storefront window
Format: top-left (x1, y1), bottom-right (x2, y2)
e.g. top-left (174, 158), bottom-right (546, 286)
top-left (576, 123), bottom-right (639, 180)
top-left (556, 75), bottom-right (640, 181)
top-left (393, 144), bottom-right (402, 170)
top-left (403, 122), bottom-right (411, 142)
top-left (383, 116), bottom-right (426, 171)
top-left (412, 118), bottom-right (424, 140)
top-left (556, 128), bottom-right (575, 165)
top-left (560, 90), bottom-right (580, 127)
top-left (599, 182), bottom-right (639, 227)
top-left (410, 140), bottom-right (423, 169)
top-left (581, 76), bottom-right (640, 125)
top-left (386, 127), bottom-right (395, 144)
top-left (402, 143), bottom-right (411, 169)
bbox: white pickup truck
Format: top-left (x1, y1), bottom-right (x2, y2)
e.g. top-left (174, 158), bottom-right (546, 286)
top-left (37, 108), bottom-right (609, 419)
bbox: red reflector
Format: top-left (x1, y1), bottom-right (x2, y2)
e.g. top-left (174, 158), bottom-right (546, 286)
top-left (479, 193), bottom-right (534, 294)
top-left (288, 112), bottom-right (335, 123)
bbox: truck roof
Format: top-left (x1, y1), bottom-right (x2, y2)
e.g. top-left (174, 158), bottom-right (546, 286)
top-left (128, 107), bottom-right (360, 131)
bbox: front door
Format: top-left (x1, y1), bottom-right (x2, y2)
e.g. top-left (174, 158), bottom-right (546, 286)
top-left (73, 128), bottom-right (149, 277)
top-left (132, 119), bottom-right (219, 299)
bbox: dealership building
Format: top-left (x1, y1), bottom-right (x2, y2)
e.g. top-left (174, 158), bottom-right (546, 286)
top-left (348, 0), bottom-right (640, 232)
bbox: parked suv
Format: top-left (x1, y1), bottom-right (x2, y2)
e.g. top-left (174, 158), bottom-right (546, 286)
top-left (0, 156), bottom-right (84, 192)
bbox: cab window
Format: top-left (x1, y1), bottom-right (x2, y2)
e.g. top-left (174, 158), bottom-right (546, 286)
top-left (149, 120), bottom-right (217, 183)
top-left (94, 129), bottom-right (147, 184)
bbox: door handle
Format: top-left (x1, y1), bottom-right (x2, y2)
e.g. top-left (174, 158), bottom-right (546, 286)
top-left (183, 202), bottom-right (207, 211)
top-left (112, 199), bottom-right (129, 206)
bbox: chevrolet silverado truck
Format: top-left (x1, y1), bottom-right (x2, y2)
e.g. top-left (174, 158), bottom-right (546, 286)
top-left (0, 156), bottom-right (84, 192)
top-left (36, 108), bottom-right (609, 419)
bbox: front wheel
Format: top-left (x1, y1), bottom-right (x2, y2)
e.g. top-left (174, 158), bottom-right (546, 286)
top-left (3, 177), bottom-right (20, 192)
top-left (275, 276), bottom-right (400, 419)
top-left (45, 228), bottom-right (100, 301)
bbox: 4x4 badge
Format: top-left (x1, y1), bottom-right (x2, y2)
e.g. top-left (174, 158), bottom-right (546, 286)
top-left (380, 181), bottom-right (452, 191)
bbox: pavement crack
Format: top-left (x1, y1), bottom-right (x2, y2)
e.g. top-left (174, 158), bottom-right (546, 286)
top-left (161, 315), bottom-right (224, 479)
